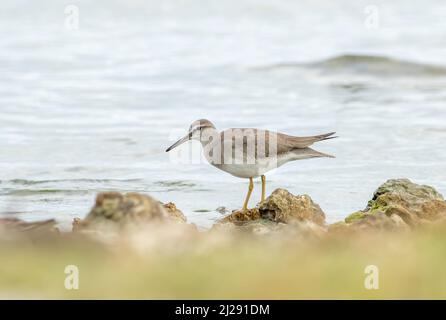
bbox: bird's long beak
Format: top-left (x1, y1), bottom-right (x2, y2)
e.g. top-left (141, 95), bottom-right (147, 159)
top-left (166, 134), bottom-right (190, 152)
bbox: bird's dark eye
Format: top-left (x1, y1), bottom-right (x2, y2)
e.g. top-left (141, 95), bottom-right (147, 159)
top-left (190, 126), bottom-right (202, 133)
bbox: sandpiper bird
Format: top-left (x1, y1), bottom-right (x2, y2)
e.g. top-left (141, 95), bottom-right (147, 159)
top-left (166, 119), bottom-right (337, 211)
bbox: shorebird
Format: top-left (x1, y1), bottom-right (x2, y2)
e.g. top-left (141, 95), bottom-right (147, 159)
top-left (166, 119), bottom-right (337, 211)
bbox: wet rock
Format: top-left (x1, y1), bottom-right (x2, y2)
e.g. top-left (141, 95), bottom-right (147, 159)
top-left (78, 192), bottom-right (186, 231)
top-left (340, 178), bottom-right (446, 232)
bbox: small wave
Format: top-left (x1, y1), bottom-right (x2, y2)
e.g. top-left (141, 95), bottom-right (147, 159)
top-left (5, 179), bottom-right (143, 185)
top-left (256, 54), bottom-right (446, 77)
top-left (155, 180), bottom-right (197, 188)
top-left (3, 189), bottom-right (91, 196)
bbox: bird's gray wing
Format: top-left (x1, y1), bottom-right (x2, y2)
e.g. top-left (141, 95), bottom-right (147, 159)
top-left (214, 129), bottom-right (336, 160)
top-left (276, 131), bottom-right (337, 152)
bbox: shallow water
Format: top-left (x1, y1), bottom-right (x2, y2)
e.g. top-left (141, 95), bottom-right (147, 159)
top-left (1, 0), bottom-right (446, 230)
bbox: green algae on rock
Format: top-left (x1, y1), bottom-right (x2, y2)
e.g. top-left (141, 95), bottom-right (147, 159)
top-left (344, 211), bottom-right (366, 223)
top-left (341, 178), bottom-right (446, 232)
top-left (367, 178), bottom-right (446, 223)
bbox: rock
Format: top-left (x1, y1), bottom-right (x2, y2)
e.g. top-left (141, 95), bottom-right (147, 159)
top-left (280, 220), bottom-right (327, 239)
top-left (368, 178), bottom-right (446, 224)
top-left (79, 192), bottom-right (186, 230)
top-left (0, 218), bottom-right (58, 240)
top-left (163, 202), bottom-right (187, 223)
top-left (390, 213), bottom-right (410, 229)
top-left (351, 212), bottom-right (409, 232)
top-left (215, 189), bottom-right (326, 239)
top-left (213, 217), bottom-right (275, 234)
top-left (341, 178), bottom-right (446, 231)
top-left (72, 217), bottom-right (83, 232)
top-left (213, 218), bottom-right (326, 239)
top-left (344, 211), bottom-right (366, 223)
top-left (218, 208), bottom-right (261, 225)
top-left (258, 189), bottom-right (326, 225)
top-left (327, 221), bottom-right (350, 234)
top-left (73, 192), bottom-right (193, 247)
top-left (330, 213), bottom-right (411, 235)
top-left (218, 188), bottom-right (325, 226)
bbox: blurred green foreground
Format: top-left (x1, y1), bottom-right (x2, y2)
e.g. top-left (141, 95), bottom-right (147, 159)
top-left (0, 225), bottom-right (445, 299)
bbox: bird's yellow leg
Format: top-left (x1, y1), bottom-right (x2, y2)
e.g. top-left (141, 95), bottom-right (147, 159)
top-left (261, 175), bottom-right (266, 202)
top-left (242, 177), bottom-right (254, 211)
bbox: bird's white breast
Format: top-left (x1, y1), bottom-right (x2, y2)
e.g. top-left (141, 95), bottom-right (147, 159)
top-left (211, 156), bottom-right (280, 178)
top-left (209, 150), bottom-right (310, 178)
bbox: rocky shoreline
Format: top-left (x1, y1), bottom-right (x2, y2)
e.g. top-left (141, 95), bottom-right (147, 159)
top-left (1, 178), bottom-right (445, 244)
top-left (1, 178), bottom-right (446, 299)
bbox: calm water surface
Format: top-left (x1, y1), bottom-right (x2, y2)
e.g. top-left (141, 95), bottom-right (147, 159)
top-left (1, 0), bottom-right (446, 229)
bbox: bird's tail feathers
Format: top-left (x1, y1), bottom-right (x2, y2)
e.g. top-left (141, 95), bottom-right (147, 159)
top-left (306, 147), bottom-right (335, 158)
top-left (316, 132), bottom-right (338, 142)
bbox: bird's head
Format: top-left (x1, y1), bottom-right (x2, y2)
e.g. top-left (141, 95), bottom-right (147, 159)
top-left (166, 119), bottom-right (216, 152)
